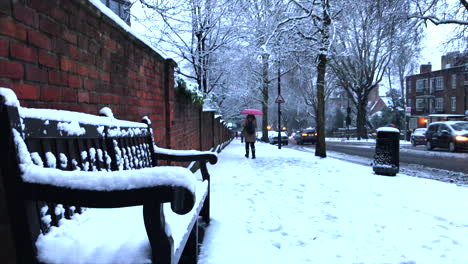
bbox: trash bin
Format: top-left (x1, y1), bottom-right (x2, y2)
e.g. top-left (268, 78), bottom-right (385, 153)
top-left (373, 127), bottom-right (400, 176)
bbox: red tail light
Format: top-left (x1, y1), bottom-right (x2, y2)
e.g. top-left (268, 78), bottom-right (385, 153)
top-left (314, 133), bottom-right (318, 136)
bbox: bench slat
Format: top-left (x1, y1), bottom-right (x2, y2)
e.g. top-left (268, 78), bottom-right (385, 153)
top-left (22, 118), bottom-right (104, 139)
top-left (22, 183), bottom-right (194, 209)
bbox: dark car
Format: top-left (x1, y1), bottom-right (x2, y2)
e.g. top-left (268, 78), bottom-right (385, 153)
top-left (294, 128), bottom-right (317, 145)
top-left (410, 128), bottom-right (427, 146)
top-left (425, 121), bottom-right (468, 152)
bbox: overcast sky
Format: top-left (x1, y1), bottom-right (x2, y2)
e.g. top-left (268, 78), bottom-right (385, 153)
top-left (420, 22), bottom-right (459, 71)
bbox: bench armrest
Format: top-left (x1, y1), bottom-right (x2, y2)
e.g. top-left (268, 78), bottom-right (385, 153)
top-left (153, 146), bottom-right (218, 165)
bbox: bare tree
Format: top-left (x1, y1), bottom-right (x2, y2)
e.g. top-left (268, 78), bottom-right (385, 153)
top-left (330, 0), bottom-right (413, 139)
top-left (384, 5), bottom-right (422, 116)
top-left (210, 45), bottom-right (259, 121)
top-left (298, 63), bottom-right (336, 129)
top-left (232, 0), bottom-right (292, 142)
top-left (286, 0), bottom-right (339, 157)
top-left (135, 0), bottom-right (240, 93)
top-left (409, 0), bottom-right (468, 47)
top-left (410, 0), bottom-right (468, 25)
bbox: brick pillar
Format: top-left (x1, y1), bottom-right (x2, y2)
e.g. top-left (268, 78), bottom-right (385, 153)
top-left (199, 108), bottom-right (203, 150)
top-left (164, 59), bottom-right (177, 149)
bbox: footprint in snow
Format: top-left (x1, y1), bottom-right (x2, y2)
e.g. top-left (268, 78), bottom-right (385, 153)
top-left (271, 241), bottom-right (281, 249)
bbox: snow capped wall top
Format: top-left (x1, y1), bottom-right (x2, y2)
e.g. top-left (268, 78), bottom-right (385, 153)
top-left (87, 0), bottom-right (168, 59)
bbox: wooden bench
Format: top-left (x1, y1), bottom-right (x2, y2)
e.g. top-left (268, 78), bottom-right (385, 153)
top-left (0, 88), bottom-right (217, 264)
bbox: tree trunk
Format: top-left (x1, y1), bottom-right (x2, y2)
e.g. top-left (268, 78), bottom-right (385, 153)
top-left (398, 68), bottom-right (405, 101)
top-left (356, 95), bottom-right (369, 140)
top-left (315, 53), bottom-right (327, 157)
top-left (314, 0), bottom-right (330, 158)
top-left (261, 52), bottom-right (270, 142)
top-left (201, 36), bottom-right (208, 93)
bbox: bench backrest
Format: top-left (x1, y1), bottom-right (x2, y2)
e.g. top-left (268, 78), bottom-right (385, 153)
top-left (0, 89), bottom-right (158, 235)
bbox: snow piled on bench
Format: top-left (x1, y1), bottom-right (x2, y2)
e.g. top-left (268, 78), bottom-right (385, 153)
top-left (154, 145), bottom-right (218, 157)
top-left (13, 129), bottom-right (195, 192)
top-left (0, 87), bottom-right (20, 107)
top-left (36, 177), bottom-right (208, 264)
top-left (20, 108), bottom-right (147, 129)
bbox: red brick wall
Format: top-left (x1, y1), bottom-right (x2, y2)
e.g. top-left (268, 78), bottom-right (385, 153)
top-left (0, 0), bottom-right (170, 144)
top-left (172, 93), bottom-right (201, 150)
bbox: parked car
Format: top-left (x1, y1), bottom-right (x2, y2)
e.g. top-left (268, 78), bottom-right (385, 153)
top-left (256, 131), bottom-right (263, 141)
top-left (294, 128), bottom-right (317, 145)
top-left (410, 128), bottom-right (427, 146)
top-left (268, 131), bottom-right (288, 145)
top-left (425, 121), bottom-right (468, 152)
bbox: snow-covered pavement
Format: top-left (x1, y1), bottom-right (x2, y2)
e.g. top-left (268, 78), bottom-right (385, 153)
top-left (198, 139), bottom-right (468, 264)
top-left (36, 139), bottom-right (468, 264)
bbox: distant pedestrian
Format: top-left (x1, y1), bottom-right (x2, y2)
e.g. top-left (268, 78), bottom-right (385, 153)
top-left (243, 114), bottom-right (257, 159)
top-left (240, 130), bottom-right (244, 143)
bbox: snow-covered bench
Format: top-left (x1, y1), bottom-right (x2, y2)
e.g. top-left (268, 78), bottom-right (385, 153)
top-left (0, 88), bottom-right (217, 264)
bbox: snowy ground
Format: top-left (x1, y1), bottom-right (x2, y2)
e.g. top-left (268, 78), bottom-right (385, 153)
top-left (198, 139), bottom-right (468, 264)
top-left (37, 139), bottom-right (468, 264)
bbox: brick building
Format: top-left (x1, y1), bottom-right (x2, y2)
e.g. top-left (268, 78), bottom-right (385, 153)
top-left (368, 84), bottom-right (391, 116)
top-left (405, 51), bottom-right (468, 129)
top-left (99, 0), bottom-right (131, 25)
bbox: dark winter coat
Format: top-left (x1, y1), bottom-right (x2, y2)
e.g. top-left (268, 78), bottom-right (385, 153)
top-left (243, 118), bottom-right (257, 143)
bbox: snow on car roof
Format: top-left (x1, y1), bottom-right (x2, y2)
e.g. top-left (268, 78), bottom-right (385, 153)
top-left (429, 121), bottom-right (468, 125)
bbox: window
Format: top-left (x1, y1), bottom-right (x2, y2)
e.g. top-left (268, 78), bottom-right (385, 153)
top-left (436, 77), bottom-right (444, 91)
top-left (416, 98), bottom-right (425, 111)
top-left (451, 97), bottom-right (456, 112)
top-left (416, 79), bottom-right (427, 92)
top-left (99, 0), bottom-right (131, 24)
top-left (435, 97), bottom-right (444, 111)
top-left (452, 74), bottom-right (457, 89)
top-left (407, 80), bottom-right (412, 93)
top-left (438, 124), bottom-right (450, 132)
top-left (428, 124), bottom-right (438, 132)
top-left (430, 78), bottom-right (436, 93)
top-left (407, 99), bottom-right (412, 108)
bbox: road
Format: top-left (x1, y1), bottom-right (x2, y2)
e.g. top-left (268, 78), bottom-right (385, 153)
top-left (286, 139), bottom-right (468, 185)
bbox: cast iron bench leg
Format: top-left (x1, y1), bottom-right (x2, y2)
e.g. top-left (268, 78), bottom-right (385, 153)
top-left (143, 202), bottom-right (174, 264)
top-left (199, 162), bottom-right (210, 224)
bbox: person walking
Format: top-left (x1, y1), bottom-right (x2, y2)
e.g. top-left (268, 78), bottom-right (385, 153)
top-left (243, 114), bottom-right (257, 159)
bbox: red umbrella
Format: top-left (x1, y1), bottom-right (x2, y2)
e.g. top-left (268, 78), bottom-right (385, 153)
top-left (241, 108), bottom-right (263, 115)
